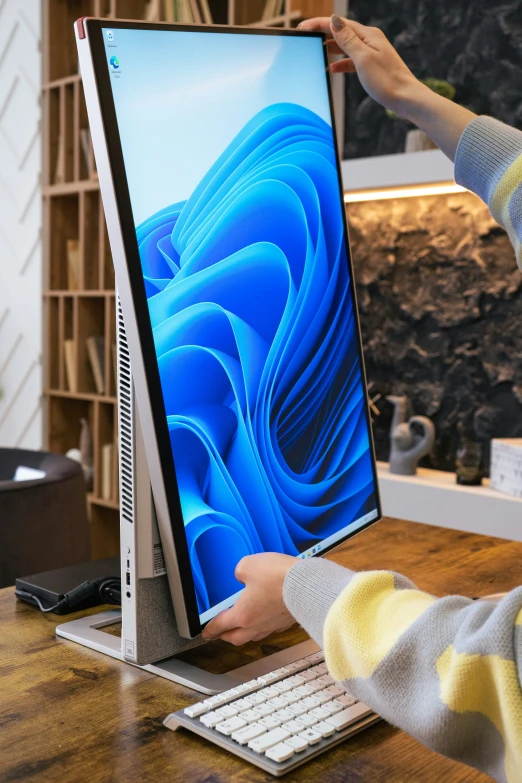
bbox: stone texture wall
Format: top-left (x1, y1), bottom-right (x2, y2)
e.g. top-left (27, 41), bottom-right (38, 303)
top-left (348, 192), bottom-right (522, 471)
top-left (345, 0), bottom-right (522, 159)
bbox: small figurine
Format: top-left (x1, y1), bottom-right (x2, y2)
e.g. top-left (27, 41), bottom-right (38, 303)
top-left (455, 420), bottom-right (483, 486)
top-left (387, 395), bottom-right (436, 476)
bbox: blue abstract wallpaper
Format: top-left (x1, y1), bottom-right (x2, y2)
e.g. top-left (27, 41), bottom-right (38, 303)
top-left (137, 104), bottom-right (375, 616)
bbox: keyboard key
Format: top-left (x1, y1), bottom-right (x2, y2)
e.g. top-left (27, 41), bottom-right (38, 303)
top-left (265, 742), bottom-right (295, 763)
top-left (296, 670), bottom-right (318, 682)
top-left (325, 702), bottom-right (373, 731)
top-left (272, 667), bottom-right (291, 679)
top-left (252, 702), bottom-right (275, 718)
top-left (325, 685), bottom-right (345, 698)
top-left (287, 702), bottom-right (307, 718)
top-left (298, 728), bottom-right (322, 745)
top-left (230, 698), bottom-right (252, 713)
top-left (286, 734), bottom-right (309, 752)
top-left (242, 709), bottom-right (262, 724)
top-left (273, 708), bottom-right (295, 723)
top-left (300, 695), bottom-right (321, 710)
top-left (184, 702), bottom-right (208, 719)
top-left (315, 690), bottom-right (334, 705)
top-left (216, 716), bottom-right (247, 736)
top-left (203, 695), bottom-right (226, 709)
top-left (323, 700), bottom-right (344, 716)
top-left (257, 672), bottom-right (278, 686)
top-left (314, 721), bottom-right (336, 738)
top-left (284, 719), bottom-right (306, 735)
top-left (295, 713), bottom-right (318, 729)
top-left (272, 680), bottom-right (293, 694)
top-left (280, 691), bottom-right (301, 705)
top-left (294, 684), bottom-right (314, 698)
top-left (316, 675), bottom-right (334, 686)
top-left (200, 712), bottom-right (223, 728)
top-left (245, 692), bottom-right (268, 707)
top-left (259, 715), bottom-right (282, 730)
top-left (285, 660), bottom-right (309, 673)
top-left (244, 680), bottom-right (260, 692)
top-left (336, 694), bottom-right (357, 708)
top-left (310, 664), bottom-right (328, 676)
top-left (248, 727), bottom-right (291, 753)
top-left (309, 707), bottom-right (331, 721)
top-left (219, 690), bottom-right (240, 704)
top-left (266, 696), bottom-right (288, 711)
top-left (305, 651), bottom-right (325, 664)
top-left (261, 686), bottom-right (280, 701)
top-left (232, 722), bottom-right (267, 745)
top-left (308, 680), bottom-right (327, 693)
top-left (283, 675), bottom-right (306, 688)
top-left (215, 705), bottom-right (239, 719)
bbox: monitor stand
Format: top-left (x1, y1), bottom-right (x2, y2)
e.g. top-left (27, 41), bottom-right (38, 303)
top-left (56, 301), bottom-right (318, 694)
top-left (56, 610), bottom-right (318, 694)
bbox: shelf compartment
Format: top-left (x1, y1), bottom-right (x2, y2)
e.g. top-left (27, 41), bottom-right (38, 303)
top-left (89, 503), bottom-right (120, 559)
top-left (93, 400), bottom-right (118, 505)
top-left (46, 194), bottom-right (79, 291)
top-left (46, 395), bottom-right (93, 457)
top-left (81, 190), bottom-right (101, 290)
top-left (76, 297), bottom-right (106, 395)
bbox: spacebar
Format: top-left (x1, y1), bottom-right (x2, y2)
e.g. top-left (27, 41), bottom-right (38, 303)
top-left (325, 702), bottom-right (373, 730)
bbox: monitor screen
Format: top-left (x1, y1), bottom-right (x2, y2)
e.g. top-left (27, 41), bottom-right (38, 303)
top-left (101, 26), bottom-right (379, 625)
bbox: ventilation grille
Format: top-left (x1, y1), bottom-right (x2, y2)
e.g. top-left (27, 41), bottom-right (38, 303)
top-left (117, 295), bottom-right (134, 525)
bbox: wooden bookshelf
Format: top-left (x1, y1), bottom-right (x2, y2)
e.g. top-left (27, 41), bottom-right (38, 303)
top-left (42, 0), bottom-right (337, 558)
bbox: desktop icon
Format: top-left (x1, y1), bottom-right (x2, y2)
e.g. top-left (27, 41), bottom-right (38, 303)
top-left (317, 545), bottom-right (321, 551)
top-left (106, 29), bottom-right (114, 42)
top-left (109, 55), bottom-right (120, 72)
top-left (312, 548), bottom-right (316, 554)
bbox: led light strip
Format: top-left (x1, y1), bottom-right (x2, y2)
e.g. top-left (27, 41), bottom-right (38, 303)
top-left (344, 182), bottom-right (466, 204)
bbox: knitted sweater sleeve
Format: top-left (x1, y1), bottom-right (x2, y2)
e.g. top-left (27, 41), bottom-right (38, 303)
top-left (282, 118), bottom-right (522, 783)
top-left (454, 115), bottom-right (522, 270)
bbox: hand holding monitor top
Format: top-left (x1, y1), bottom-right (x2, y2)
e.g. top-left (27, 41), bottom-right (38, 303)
top-left (300, 15), bottom-right (477, 161)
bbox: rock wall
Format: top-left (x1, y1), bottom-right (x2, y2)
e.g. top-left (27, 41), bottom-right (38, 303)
top-left (348, 191), bottom-right (522, 471)
top-left (345, 0), bottom-right (522, 159)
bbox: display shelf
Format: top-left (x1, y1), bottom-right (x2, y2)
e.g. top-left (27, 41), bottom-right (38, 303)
top-left (342, 149), bottom-right (457, 196)
top-left (377, 462), bottom-right (522, 542)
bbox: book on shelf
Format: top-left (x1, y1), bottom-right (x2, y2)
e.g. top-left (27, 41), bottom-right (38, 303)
top-left (101, 442), bottom-right (114, 500)
top-left (80, 128), bottom-right (98, 180)
top-left (54, 134), bottom-right (65, 184)
top-left (66, 239), bottom-right (80, 291)
top-left (145, 0), bottom-right (161, 20)
top-left (263, 0), bottom-right (284, 20)
top-left (63, 340), bottom-right (76, 392)
top-left (162, 0), bottom-right (213, 23)
top-left (86, 335), bottom-right (105, 395)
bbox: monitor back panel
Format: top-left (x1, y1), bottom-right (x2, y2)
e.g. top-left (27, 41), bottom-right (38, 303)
top-left (117, 302), bottom-right (203, 665)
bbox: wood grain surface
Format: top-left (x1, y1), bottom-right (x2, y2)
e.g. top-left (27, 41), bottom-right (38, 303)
top-left (2, 517), bottom-right (518, 783)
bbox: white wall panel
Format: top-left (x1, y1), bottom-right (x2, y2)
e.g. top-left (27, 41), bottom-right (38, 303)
top-left (0, 0), bottom-right (42, 449)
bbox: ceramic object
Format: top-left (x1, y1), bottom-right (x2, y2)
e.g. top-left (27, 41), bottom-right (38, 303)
top-left (387, 395), bottom-right (436, 475)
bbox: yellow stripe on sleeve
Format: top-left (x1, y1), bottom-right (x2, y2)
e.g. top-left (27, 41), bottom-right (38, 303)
top-left (489, 153), bottom-right (522, 268)
top-left (323, 571), bottom-right (436, 682)
top-left (437, 645), bottom-right (522, 783)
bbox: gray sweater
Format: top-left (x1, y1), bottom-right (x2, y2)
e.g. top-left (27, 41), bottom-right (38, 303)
top-left (283, 116), bottom-right (522, 783)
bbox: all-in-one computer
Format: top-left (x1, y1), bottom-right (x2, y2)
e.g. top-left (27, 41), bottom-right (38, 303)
top-left (57, 16), bottom-right (382, 774)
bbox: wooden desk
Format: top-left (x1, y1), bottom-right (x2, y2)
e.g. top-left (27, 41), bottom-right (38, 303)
top-left (2, 517), bottom-right (517, 783)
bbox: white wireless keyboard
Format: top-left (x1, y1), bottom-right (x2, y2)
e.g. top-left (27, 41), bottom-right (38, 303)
top-left (164, 651), bottom-right (379, 776)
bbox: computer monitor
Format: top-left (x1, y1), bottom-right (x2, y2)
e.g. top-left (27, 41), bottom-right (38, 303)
top-left (75, 18), bottom-right (381, 641)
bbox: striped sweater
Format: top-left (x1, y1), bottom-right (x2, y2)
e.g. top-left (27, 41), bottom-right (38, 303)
top-left (283, 116), bottom-right (522, 783)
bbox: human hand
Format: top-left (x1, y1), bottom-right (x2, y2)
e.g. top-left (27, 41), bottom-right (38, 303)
top-left (298, 15), bottom-right (427, 121)
top-left (201, 553), bottom-right (297, 646)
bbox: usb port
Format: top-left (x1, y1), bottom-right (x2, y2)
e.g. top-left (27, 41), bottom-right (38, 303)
top-left (126, 572), bottom-right (130, 586)
top-left (126, 559), bottom-right (130, 569)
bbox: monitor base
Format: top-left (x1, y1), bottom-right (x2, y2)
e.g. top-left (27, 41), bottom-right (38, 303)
top-left (56, 610), bottom-right (320, 694)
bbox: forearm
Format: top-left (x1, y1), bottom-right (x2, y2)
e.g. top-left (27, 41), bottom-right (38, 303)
top-left (395, 79), bottom-right (477, 162)
top-left (284, 559), bottom-right (522, 781)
